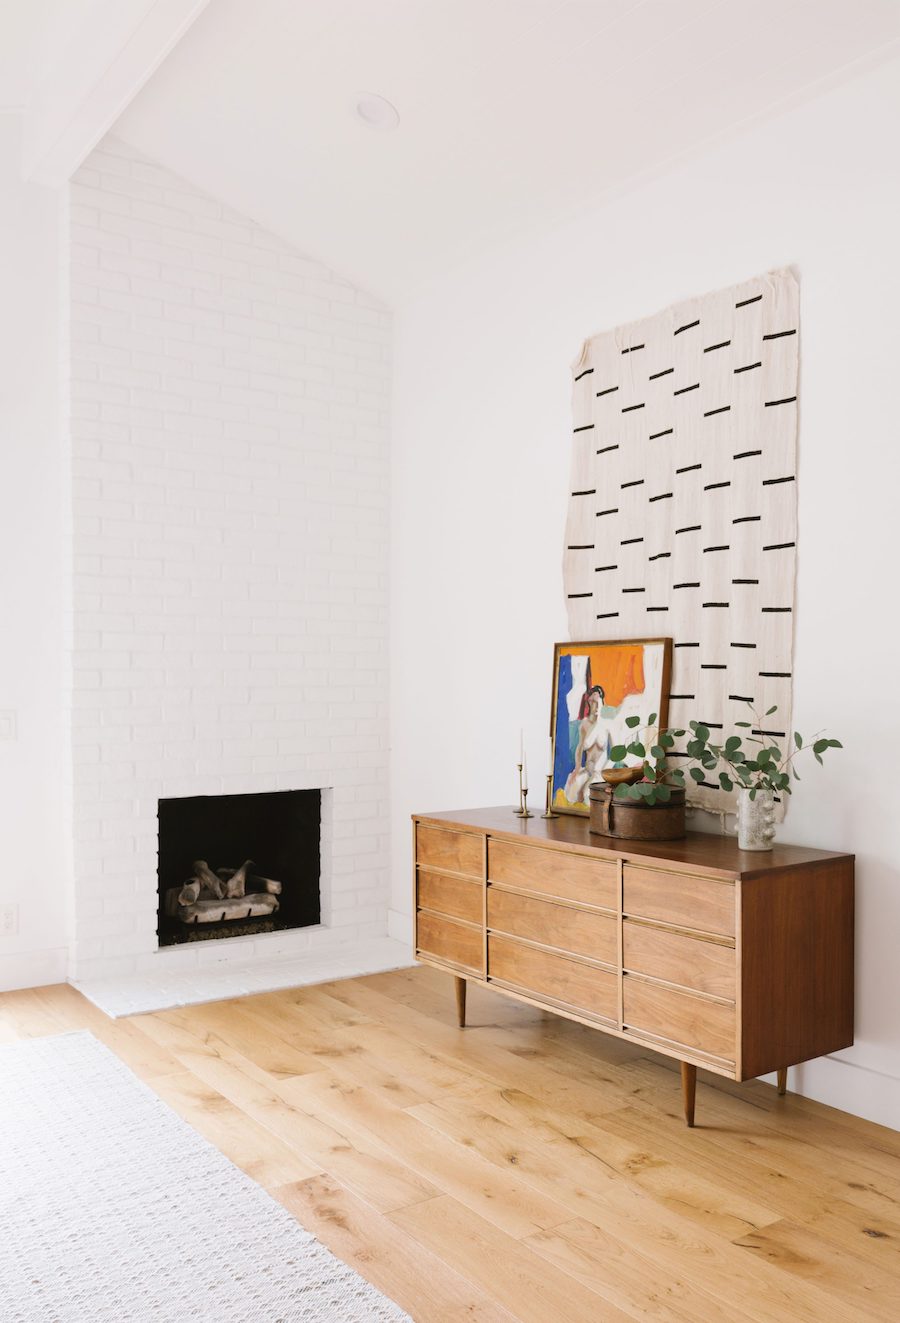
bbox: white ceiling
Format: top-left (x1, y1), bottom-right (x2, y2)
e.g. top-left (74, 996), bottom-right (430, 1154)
top-left (9, 0), bottom-right (900, 301)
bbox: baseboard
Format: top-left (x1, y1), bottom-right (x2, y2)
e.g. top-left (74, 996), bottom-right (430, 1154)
top-left (387, 907), bottom-right (413, 945)
top-left (0, 946), bottom-right (68, 993)
top-left (776, 1054), bottom-right (900, 1132)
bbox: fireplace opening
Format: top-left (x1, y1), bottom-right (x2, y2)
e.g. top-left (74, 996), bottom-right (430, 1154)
top-left (157, 789), bottom-right (320, 947)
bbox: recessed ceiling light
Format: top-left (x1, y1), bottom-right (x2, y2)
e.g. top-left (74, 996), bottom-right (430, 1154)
top-left (355, 93), bottom-right (399, 132)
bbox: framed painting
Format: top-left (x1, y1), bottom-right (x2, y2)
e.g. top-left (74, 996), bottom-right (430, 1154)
top-left (550, 638), bottom-right (672, 816)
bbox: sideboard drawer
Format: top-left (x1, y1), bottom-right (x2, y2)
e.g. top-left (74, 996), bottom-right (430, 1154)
top-left (488, 888), bottom-right (617, 966)
top-left (416, 825), bottom-right (483, 878)
top-left (623, 865), bottom-right (735, 937)
top-left (418, 870), bottom-right (482, 925)
top-left (488, 839), bottom-right (617, 911)
top-left (417, 911), bottom-right (483, 974)
top-left (624, 979), bottom-right (736, 1061)
top-left (623, 920), bottom-right (735, 1000)
top-left (488, 934), bottom-right (617, 1023)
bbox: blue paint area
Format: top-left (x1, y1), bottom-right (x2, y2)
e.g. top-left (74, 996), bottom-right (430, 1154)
top-left (553, 655), bottom-right (576, 795)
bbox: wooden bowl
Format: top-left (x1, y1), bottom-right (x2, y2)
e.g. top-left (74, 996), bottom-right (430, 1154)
top-left (600, 765), bottom-right (645, 787)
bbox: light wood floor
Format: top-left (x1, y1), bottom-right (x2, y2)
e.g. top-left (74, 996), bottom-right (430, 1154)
top-left (2, 966), bottom-right (898, 1322)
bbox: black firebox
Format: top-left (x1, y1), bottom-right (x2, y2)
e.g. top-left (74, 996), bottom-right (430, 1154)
top-left (157, 789), bottom-right (320, 947)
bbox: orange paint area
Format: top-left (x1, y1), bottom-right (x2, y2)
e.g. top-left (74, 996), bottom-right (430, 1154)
top-left (572, 644), bottom-right (645, 708)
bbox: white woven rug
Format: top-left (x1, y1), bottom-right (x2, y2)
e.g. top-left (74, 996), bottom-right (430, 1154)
top-left (0, 1032), bottom-right (411, 1322)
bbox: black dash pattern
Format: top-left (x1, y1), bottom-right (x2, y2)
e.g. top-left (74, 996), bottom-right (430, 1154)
top-left (566, 283), bottom-right (798, 799)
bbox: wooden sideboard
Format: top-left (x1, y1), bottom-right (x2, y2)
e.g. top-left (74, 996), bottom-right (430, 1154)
top-left (411, 806), bottom-right (854, 1126)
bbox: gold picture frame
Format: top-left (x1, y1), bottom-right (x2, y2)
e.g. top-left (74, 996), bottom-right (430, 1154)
top-left (549, 638), bottom-right (673, 816)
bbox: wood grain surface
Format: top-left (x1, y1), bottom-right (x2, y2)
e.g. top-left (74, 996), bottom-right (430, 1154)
top-left (2, 970), bottom-right (894, 1322)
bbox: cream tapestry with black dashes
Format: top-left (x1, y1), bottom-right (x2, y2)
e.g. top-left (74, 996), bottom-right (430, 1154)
top-left (563, 269), bottom-right (799, 816)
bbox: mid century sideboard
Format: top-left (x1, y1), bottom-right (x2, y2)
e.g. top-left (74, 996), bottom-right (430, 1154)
top-left (411, 807), bottom-right (854, 1126)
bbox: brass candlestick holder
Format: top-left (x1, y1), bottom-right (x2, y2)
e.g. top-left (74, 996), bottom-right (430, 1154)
top-left (542, 773), bottom-right (559, 819)
top-left (514, 763), bottom-right (533, 818)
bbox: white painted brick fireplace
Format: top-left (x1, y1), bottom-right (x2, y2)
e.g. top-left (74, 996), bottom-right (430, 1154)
top-left (66, 135), bottom-right (399, 1000)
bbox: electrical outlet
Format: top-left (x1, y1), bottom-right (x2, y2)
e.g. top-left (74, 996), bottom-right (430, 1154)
top-left (0, 904), bottom-right (18, 936)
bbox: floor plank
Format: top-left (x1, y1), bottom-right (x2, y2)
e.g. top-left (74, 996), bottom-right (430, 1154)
top-left (275, 1174), bottom-right (517, 1323)
top-left (390, 1194), bottom-right (639, 1323)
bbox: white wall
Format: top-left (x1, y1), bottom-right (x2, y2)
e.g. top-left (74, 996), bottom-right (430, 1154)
top-left (391, 59), bottom-right (900, 1129)
top-left (0, 117), bottom-right (69, 991)
top-left (68, 136), bottom-right (391, 982)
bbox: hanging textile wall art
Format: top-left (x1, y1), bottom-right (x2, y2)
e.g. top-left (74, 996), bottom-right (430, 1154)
top-left (562, 269), bottom-right (799, 817)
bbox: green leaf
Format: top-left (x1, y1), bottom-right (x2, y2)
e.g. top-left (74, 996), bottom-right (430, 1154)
top-left (628, 742), bottom-right (646, 758)
top-left (609, 744), bottom-right (627, 762)
top-left (766, 705), bottom-right (778, 716)
top-left (827, 739), bottom-right (843, 749)
top-left (794, 731), bottom-right (802, 749)
top-left (659, 732), bottom-right (675, 749)
top-left (671, 729), bottom-right (685, 738)
top-left (735, 721), bottom-right (751, 728)
top-left (689, 767), bottom-right (704, 783)
top-left (694, 724), bottom-right (710, 743)
top-left (648, 712), bottom-right (658, 727)
top-left (668, 769), bottom-right (685, 786)
top-left (813, 739), bottom-right (829, 755)
top-left (815, 751), bottom-right (823, 765)
top-left (719, 773), bottom-right (733, 792)
top-left (724, 735), bottom-right (742, 754)
top-left (793, 767), bottom-right (801, 781)
top-left (625, 715), bottom-right (641, 729)
top-left (749, 788), bottom-right (757, 801)
top-left (653, 782), bottom-right (671, 802)
top-left (650, 745), bottom-right (665, 761)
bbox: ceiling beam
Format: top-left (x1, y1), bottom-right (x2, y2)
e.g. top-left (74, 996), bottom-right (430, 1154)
top-left (22, 0), bottom-right (209, 187)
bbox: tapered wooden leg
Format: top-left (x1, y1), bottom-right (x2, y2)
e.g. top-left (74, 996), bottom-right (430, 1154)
top-left (777, 1067), bottom-right (787, 1096)
top-left (454, 976), bottom-right (466, 1028)
top-left (681, 1061), bottom-right (696, 1127)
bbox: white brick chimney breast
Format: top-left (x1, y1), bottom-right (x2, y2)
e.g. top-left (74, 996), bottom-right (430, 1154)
top-left (67, 135), bottom-right (392, 989)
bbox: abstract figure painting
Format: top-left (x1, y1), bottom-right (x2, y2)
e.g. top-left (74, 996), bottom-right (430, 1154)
top-left (550, 638), bottom-right (672, 815)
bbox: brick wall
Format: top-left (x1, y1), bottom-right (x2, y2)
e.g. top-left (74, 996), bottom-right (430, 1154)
top-left (67, 136), bottom-right (391, 981)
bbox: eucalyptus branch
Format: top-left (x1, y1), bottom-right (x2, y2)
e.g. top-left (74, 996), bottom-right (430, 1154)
top-left (702, 701), bottom-right (840, 799)
top-left (606, 701), bottom-right (841, 807)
